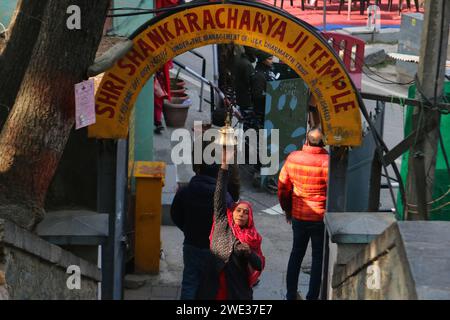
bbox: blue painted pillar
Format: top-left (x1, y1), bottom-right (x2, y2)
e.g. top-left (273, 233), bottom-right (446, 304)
top-left (0, 0), bottom-right (17, 28)
top-left (134, 81), bottom-right (154, 162)
top-left (111, 0), bottom-right (156, 186)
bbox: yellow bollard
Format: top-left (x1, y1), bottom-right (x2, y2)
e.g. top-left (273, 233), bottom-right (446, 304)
top-left (134, 161), bottom-right (165, 273)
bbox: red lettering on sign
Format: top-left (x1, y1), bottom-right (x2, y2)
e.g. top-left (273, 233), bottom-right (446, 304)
top-left (252, 12), bottom-right (265, 33)
top-left (97, 90), bottom-right (119, 107)
top-left (271, 21), bottom-right (286, 42)
top-left (203, 9), bottom-right (216, 30)
top-left (238, 10), bottom-right (251, 31)
top-left (332, 76), bottom-right (347, 90)
top-left (310, 50), bottom-right (329, 69)
top-left (174, 17), bottom-right (188, 36)
top-left (118, 59), bottom-right (136, 76)
top-left (137, 38), bottom-right (154, 58)
top-left (316, 59), bottom-right (341, 78)
top-left (215, 8), bottom-right (225, 28)
top-left (308, 43), bottom-right (323, 57)
top-left (102, 80), bottom-right (124, 96)
top-left (184, 13), bottom-right (201, 32)
top-left (108, 73), bottom-right (127, 85)
top-left (146, 29), bottom-right (165, 49)
top-left (331, 90), bottom-right (351, 103)
top-left (287, 32), bottom-right (309, 53)
top-left (266, 15), bottom-right (279, 36)
top-left (95, 104), bottom-right (115, 118)
top-left (158, 22), bottom-right (175, 41)
top-left (227, 8), bottom-right (238, 29)
top-left (125, 48), bottom-right (145, 69)
top-left (334, 100), bottom-right (356, 113)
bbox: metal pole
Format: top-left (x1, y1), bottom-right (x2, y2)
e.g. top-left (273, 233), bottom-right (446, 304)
top-left (199, 55), bottom-right (206, 112)
top-left (113, 138), bottom-right (127, 300)
top-left (348, 0), bottom-right (351, 20)
top-left (323, 0), bottom-right (327, 31)
top-left (405, 0), bottom-right (450, 220)
top-left (212, 44), bottom-right (219, 86)
top-left (97, 139), bottom-right (117, 300)
top-left (199, 81), bottom-right (205, 112)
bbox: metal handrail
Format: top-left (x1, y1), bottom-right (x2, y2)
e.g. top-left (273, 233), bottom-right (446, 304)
top-left (172, 59), bottom-right (216, 117)
top-left (185, 50), bottom-right (207, 112)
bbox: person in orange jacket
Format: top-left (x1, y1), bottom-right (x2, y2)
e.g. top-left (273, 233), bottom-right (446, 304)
top-left (278, 128), bottom-right (329, 300)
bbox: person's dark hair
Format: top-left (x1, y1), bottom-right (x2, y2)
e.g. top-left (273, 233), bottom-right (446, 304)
top-left (244, 46), bottom-right (257, 63)
top-left (255, 50), bottom-right (273, 63)
top-left (198, 163), bottom-right (220, 178)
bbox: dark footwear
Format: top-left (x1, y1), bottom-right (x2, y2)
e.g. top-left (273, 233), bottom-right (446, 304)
top-left (154, 125), bottom-right (164, 134)
top-left (265, 178), bottom-right (278, 194)
top-left (252, 172), bottom-right (261, 188)
top-left (286, 291), bottom-right (304, 300)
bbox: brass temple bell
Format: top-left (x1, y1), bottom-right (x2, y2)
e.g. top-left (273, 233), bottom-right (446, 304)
top-left (218, 107), bottom-right (237, 146)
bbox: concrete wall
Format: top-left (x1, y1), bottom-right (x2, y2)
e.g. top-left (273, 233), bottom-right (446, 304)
top-left (0, 219), bottom-right (101, 300)
top-left (332, 223), bottom-right (416, 299)
top-left (331, 221), bottom-right (450, 300)
top-left (396, 13), bottom-right (424, 82)
top-left (324, 212), bottom-right (396, 300)
top-left (396, 12), bottom-right (450, 82)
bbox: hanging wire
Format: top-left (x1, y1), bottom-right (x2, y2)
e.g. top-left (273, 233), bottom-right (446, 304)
top-left (408, 201), bottom-right (450, 214)
top-left (106, 5), bottom-right (182, 17)
top-left (326, 37), bottom-right (416, 86)
top-left (407, 187), bottom-right (450, 207)
top-left (439, 129), bottom-right (450, 177)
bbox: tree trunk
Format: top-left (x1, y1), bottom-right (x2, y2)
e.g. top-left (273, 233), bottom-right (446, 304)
top-left (0, 0), bottom-right (48, 130)
top-left (0, 0), bottom-right (110, 230)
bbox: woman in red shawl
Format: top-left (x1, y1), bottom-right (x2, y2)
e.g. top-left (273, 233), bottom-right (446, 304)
top-left (196, 146), bottom-right (265, 300)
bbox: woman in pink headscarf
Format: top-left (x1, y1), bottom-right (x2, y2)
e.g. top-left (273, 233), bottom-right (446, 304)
top-left (196, 147), bottom-right (265, 300)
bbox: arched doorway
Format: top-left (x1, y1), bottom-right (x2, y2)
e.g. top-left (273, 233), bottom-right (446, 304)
top-left (88, 0), bottom-right (363, 147)
top-left (90, 0), bottom-right (366, 299)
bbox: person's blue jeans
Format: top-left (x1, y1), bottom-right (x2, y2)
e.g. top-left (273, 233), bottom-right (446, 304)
top-left (286, 219), bottom-right (325, 300)
top-left (180, 244), bottom-right (211, 300)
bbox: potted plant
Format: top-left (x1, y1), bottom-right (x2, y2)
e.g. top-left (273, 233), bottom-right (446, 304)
top-left (170, 69), bottom-right (186, 88)
top-left (163, 96), bottom-right (192, 128)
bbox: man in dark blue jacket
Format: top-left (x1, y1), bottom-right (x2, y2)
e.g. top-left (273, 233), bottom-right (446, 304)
top-left (171, 163), bottom-right (239, 299)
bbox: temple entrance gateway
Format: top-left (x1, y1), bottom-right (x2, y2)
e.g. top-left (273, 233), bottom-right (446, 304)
top-left (89, 0), bottom-right (366, 299)
top-left (88, 0), bottom-right (363, 147)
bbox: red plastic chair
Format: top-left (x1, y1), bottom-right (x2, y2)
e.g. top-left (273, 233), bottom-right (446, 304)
top-left (321, 32), bottom-right (365, 90)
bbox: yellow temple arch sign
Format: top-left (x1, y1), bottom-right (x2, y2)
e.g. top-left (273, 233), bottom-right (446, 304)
top-left (88, 0), bottom-right (363, 146)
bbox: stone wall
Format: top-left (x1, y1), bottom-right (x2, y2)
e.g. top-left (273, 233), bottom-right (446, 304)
top-left (0, 219), bottom-right (101, 300)
top-left (332, 223), bottom-right (416, 299)
top-left (331, 221), bottom-right (450, 300)
top-left (324, 212), bottom-right (396, 299)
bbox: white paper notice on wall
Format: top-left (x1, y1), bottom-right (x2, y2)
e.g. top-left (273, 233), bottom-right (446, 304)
top-left (74, 79), bottom-right (96, 129)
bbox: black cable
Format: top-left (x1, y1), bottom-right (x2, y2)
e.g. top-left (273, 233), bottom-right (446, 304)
top-left (324, 37), bottom-right (417, 86)
top-left (439, 129), bottom-right (450, 178)
top-left (434, 0), bottom-right (447, 106)
top-left (106, 6), bottom-right (181, 17)
top-left (362, 68), bottom-right (414, 85)
top-left (362, 65), bottom-right (415, 86)
top-left (109, 7), bottom-right (154, 11)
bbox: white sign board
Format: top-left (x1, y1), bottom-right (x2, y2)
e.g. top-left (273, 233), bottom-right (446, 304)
top-left (74, 79), bottom-right (96, 129)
